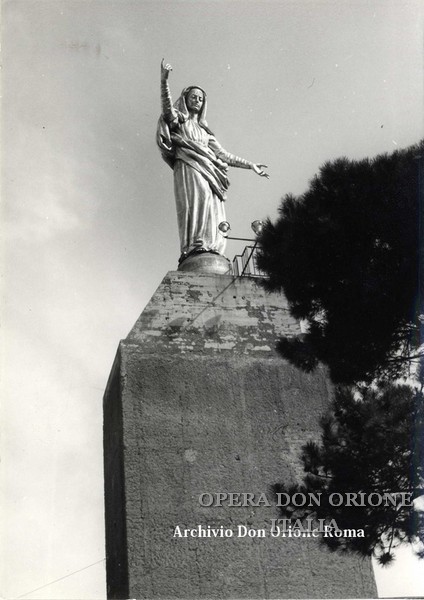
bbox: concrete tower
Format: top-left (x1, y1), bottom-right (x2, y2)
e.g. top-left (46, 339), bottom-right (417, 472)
top-left (103, 255), bottom-right (377, 599)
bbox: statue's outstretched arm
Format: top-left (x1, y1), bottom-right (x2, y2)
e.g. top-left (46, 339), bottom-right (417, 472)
top-left (160, 59), bottom-right (178, 124)
top-left (209, 137), bottom-right (269, 178)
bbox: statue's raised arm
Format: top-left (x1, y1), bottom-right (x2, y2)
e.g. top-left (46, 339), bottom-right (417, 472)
top-left (156, 59), bottom-right (269, 265)
top-left (160, 59), bottom-right (178, 125)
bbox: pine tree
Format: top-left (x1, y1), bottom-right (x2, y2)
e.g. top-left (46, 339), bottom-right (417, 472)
top-left (257, 141), bottom-right (424, 562)
top-left (257, 141), bottom-right (423, 384)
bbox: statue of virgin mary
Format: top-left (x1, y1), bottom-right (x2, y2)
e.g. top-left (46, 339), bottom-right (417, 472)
top-left (157, 59), bottom-right (269, 265)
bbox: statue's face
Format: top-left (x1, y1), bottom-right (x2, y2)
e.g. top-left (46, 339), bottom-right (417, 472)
top-left (186, 88), bottom-right (204, 113)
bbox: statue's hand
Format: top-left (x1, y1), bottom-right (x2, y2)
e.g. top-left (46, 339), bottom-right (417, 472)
top-left (161, 58), bottom-right (173, 82)
top-left (251, 163), bottom-right (269, 179)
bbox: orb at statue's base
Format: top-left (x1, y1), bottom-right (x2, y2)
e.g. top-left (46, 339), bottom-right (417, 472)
top-left (177, 251), bottom-right (231, 275)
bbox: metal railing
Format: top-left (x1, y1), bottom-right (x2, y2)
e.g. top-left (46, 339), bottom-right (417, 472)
top-left (232, 245), bottom-right (266, 278)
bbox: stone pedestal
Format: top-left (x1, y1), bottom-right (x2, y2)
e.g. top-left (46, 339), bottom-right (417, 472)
top-left (103, 271), bottom-right (377, 599)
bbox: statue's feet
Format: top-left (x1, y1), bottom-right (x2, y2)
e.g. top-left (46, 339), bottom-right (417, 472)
top-left (178, 250), bottom-right (231, 274)
top-left (179, 247), bottom-right (222, 265)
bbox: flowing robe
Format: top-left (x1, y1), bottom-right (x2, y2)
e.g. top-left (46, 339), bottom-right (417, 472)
top-left (157, 85), bottom-right (252, 260)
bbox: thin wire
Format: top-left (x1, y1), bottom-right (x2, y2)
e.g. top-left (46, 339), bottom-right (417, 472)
top-left (186, 243), bottom-right (260, 326)
top-left (15, 558), bottom-right (105, 599)
top-left (188, 277), bottom-right (237, 326)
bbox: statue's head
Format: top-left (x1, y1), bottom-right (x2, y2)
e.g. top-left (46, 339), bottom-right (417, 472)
top-left (184, 86), bottom-right (206, 114)
top-left (175, 86), bottom-right (210, 131)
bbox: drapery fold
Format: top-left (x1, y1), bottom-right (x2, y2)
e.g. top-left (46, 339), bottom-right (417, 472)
top-left (157, 118), bottom-right (230, 202)
top-left (157, 85), bottom-right (250, 259)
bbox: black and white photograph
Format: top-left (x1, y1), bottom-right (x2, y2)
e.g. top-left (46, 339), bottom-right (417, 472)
top-left (2, 1), bottom-right (423, 598)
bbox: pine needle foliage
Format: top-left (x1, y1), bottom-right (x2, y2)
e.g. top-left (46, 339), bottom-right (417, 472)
top-left (257, 142), bottom-right (424, 562)
top-left (272, 384), bottom-right (424, 564)
top-left (256, 141), bottom-right (423, 385)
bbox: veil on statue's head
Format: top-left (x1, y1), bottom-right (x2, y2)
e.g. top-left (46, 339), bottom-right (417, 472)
top-left (157, 84), bottom-right (213, 168)
top-left (174, 86), bottom-right (210, 131)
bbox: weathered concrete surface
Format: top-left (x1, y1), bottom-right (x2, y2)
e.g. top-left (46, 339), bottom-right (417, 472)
top-left (104, 271), bottom-right (377, 599)
top-left (126, 271), bottom-right (300, 356)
